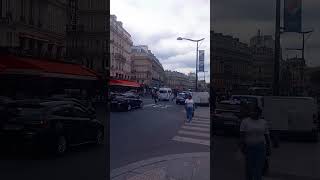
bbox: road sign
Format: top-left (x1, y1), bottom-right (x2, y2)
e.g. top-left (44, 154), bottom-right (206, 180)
top-left (284, 0), bottom-right (302, 32)
top-left (199, 50), bottom-right (205, 72)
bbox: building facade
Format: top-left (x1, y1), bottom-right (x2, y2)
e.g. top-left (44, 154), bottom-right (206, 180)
top-left (131, 45), bottom-right (164, 88)
top-left (110, 14), bottom-right (133, 80)
top-left (283, 57), bottom-right (306, 95)
top-left (249, 30), bottom-right (275, 88)
top-left (0, 0), bottom-right (67, 60)
top-left (66, 0), bottom-right (109, 74)
top-left (164, 70), bottom-right (189, 91)
top-left (187, 72), bottom-right (196, 91)
top-left (211, 31), bottom-right (252, 93)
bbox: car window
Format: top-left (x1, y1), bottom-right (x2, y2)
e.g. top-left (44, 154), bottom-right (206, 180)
top-left (159, 90), bottom-right (166, 93)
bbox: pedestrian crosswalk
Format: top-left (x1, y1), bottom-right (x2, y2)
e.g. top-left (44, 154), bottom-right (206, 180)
top-left (143, 103), bottom-right (173, 109)
top-left (172, 115), bottom-right (210, 146)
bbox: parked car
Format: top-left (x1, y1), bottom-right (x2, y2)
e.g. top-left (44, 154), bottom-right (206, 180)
top-left (110, 93), bottom-right (143, 111)
top-left (213, 100), bottom-right (242, 135)
top-left (176, 93), bottom-right (188, 105)
top-left (47, 96), bottom-right (96, 115)
top-left (0, 99), bottom-right (104, 155)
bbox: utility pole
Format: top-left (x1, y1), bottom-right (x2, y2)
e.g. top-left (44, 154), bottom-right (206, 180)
top-left (196, 41), bottom-right (199, 92)
top-left (273, 0), bottom-right (281, 96)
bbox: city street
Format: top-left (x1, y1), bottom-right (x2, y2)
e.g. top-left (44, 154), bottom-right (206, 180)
top-left (213, 135), bottom-right (320, 180)
top-left (110, 97), bottom-right (210, 170)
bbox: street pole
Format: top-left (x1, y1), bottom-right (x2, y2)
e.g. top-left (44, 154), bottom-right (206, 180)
top-left (196, 41), bottom-right (199, 92)
top-left (273, 0), bottom-right (281, 96)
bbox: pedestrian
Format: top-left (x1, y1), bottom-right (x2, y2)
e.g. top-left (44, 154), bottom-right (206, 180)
top-left (239, 104), bottom-right (271, 180)
top-left (184, 95), bottom-right (195, 123)
top-left (154, 90), bottom-right (159, 104)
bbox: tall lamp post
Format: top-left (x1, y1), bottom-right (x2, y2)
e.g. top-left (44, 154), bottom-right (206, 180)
top-left (177, 37), bottom-right (205, 92)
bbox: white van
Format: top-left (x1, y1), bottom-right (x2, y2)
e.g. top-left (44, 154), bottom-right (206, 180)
top-left (263, 96), bottom-right (319, 141)
top-left (192, 92), bottom-right (210, 106)
top-left (158, 88), bottom-right (172, 101)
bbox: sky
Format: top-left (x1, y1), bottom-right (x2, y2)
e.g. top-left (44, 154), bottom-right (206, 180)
top-left (110, 0), bottom-right (210, 82)
top-left (211, 0), bottom-right (320, 67)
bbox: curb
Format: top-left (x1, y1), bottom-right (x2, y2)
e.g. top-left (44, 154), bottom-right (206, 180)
top-left (110, 152), bottom-right (210, 179)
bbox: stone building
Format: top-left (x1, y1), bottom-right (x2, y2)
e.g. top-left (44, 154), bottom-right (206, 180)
top-left (131, 45), bottom-right (165, 88)
top-left (164, 70), bottom-right (189, 91)
top-left (109, 14), bottom-right (133, 80)
top-left (211, 31), bottom-right (252, 93)
top-left (66, 0), bottom-right (109, 74)
top-left (0, 0), bottom-right (67, 59)
top-left (249, 30), bottom-right (275, 88)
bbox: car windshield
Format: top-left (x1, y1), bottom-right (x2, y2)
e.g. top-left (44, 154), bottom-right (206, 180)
top-left (232, 96), bottom-right (258, 105)
top-left (159, 90), bottom-right (167, 93)
top-left (217, 102), bottom-right (241, 111)
top-left (178, 93), bottom-right (186, 98)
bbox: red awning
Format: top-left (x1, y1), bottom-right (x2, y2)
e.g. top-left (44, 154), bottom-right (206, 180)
top-left (0, 55), bottom-right (98, 80)
top-left (109, 79), bottom-right (141, 88)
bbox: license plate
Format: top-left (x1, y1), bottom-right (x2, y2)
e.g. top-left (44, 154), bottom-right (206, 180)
top-left (3, 124), bottom-right (23, 131)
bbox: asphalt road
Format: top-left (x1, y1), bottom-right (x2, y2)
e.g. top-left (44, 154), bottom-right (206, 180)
top-left (110, 97), bottom-right (210, 170)
top-left (0, 104), bottom-right (107, 180)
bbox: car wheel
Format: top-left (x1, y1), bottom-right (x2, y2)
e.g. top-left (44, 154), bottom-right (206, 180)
top-left (96, 129), bottom-right (104, 145)
top-left (127, 104), bottom-right (132, 111)
top-left (56, 135), bottom-right (67, 155)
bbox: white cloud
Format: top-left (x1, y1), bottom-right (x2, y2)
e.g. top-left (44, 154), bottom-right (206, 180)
top-left (111, 0), bottom-right (210, 82)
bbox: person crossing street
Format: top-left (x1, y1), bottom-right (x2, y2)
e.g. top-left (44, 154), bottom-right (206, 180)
top-left (185, 94), bottom-right (195, 123)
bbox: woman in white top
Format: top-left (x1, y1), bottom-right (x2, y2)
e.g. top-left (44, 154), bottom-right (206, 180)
top-left (239, 105), bottom-right (271, 180)
top-left (184, 95), bottom-right (194, 123)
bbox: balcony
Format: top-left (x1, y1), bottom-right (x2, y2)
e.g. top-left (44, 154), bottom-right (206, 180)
top-left (114, 53), bottom-right (126, 62)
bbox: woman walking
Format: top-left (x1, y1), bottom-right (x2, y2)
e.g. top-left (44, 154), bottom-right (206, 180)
top-left (184, 95), bottom-right (195, 123)
top-left (239, 105), bottom-right (271, 180)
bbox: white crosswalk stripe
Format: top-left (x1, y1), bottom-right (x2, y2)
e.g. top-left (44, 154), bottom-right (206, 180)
top-left (177, 130), bottom-right (210, 138)
top-left (172, 136), bottom-right (210, 146)
top-left (172, 115), bottom-right (211, 146)
top-left (143, 104), bottom-right (173, 109)
top-left (184, 123), bottom-right (210, 128)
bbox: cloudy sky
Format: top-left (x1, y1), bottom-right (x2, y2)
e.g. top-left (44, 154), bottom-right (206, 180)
top-left (212, 0), bottom-right (320, 67)
top-left (111, 0), bottom-right (210, 82)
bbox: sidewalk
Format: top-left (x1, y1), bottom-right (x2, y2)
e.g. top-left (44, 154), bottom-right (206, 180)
top-left (110, 152), bottom-right (210, 180)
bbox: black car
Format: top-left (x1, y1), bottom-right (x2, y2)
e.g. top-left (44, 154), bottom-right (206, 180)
top-left (110, 93), bottom-right (143, 111)
top-left (0, 99), bottom-right (103, 155)
top-left (176, 93), bottom-right (187, 105)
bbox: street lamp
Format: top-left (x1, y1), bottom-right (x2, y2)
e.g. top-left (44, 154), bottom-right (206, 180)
top-left (177, 37), bottom-right (205, 91)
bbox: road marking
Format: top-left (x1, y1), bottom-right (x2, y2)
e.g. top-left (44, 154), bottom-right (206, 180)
top-left (177, 130), bottom-right (210, 138)
top-left (181, 126), bottom-right (210, 132)
top-left (172, 136), bottom-right (210, 146)
top-left (143, 104), bottom-right (155, 108)
top-left (192, 117), bottom-right (210, 121)
top-left (184, 123), bottom-right (210, 128)
top-left (191, 120), bottom-right (210, 125)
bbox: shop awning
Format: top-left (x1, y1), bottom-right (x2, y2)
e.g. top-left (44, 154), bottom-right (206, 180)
top-left (109, 79), bottom-right (141, 88)
top-left (0, 55), bottom-right (98, 80)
